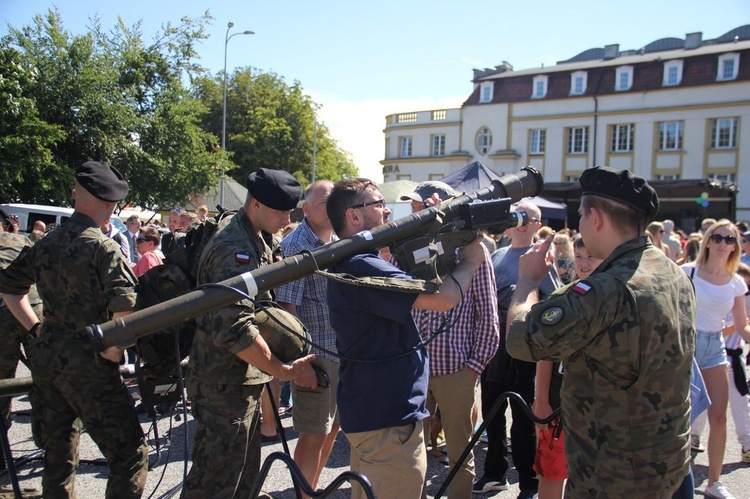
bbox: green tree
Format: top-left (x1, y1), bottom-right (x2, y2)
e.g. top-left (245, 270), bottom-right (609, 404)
top-left (0, 46), bottom-right (66, 203)
top-left (193, 68), bottom-right (358, 187)
top-left (1, 9), bottom-right (223, 208)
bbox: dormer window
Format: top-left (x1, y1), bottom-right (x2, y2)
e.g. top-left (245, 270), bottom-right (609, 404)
top-left (479, 82), bottom-right (494, 103)
top-left (615, 66), bottom-right (633, 91)
top-left (570, 71), bottom-right (587, 95)
top-left (663, 60), bottom-right (683, 86)
top-left (717, 53), bottom-right (739, 81)
top-left (532, 75), bottom-right (548, 99)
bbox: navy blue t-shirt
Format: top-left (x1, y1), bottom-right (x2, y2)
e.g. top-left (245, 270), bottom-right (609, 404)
top-left (327, 251), bottom-right (429, 433)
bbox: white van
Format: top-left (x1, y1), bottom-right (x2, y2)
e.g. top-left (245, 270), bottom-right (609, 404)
top-left (1, 203), bottom-right (126, 235)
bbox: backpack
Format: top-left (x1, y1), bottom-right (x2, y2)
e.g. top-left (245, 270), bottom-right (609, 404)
top-left (133, 210), bottom-right (233, 396)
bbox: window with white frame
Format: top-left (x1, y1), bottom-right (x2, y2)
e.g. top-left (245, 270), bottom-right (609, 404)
top-left (567, 127), bottom-right (588, 154)
top-left (708, 173), bottom-right (735, 183)
top-left (711, 118), bottom-right (739, 149)
top-left (663, 60), bottom-right (683, 86)
top-left (479, 82), bottom-right (494, 103)
top-left (431, 134), bottom-right (446, 157)
top-left (529, 129), bottom-right (546, 154)
top-left (658, 121), bottom-right (684, 151)
top-left (399, 136), bottom-right (412, 157)
top-left (615, 66), bottom-right (633, 91)
top-left (717, 53), bottom-right (739, 81)
top-left (610, 124), bottom-right (634, 152)
top-left (476, 127), bottom-right (493, 155)
top-left (532, 75), bottom-right (548, 98)
top-left (570, 71), bottom-right (587, 95)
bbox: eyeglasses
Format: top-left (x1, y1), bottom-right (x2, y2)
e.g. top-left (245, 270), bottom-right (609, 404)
top-left (658, 229), bottom-right (664, 234)
top-left (136, 238), bottom-right (148, 244)
top-left (350, 198), bottom-right (386, 210)
top-left (709, 234), bottom-right (737, 245)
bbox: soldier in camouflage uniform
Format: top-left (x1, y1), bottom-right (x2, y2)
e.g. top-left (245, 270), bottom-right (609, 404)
top-left (0, 208), bottom-right (43, 470)
top-left (505, 166), bottom-right (695, 498)
top-left (183, 168), bottom-right (317, 498)
top-left (0, 162), bottom-right (148, 498)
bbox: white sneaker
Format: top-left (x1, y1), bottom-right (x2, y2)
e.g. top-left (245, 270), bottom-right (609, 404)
top-left (704, 481), bottom-right (737, 499)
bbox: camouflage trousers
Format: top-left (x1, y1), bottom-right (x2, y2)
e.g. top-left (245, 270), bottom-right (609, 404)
top-left (0, 303), bottom-right (41, 428)
top-left (29, 329), bottom-right (148, 499)
top-left (183, 379), bottom-right (264, 498)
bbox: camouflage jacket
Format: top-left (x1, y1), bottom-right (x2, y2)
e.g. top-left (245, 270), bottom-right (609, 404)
top-left (0, 232), bottom-right (41, 309)
top-left (507, 237), bottom-right (695, 498)
top-left (187, 209), bottom-right (274, 385)
top-left (0, 213), bottom-right (137, 334)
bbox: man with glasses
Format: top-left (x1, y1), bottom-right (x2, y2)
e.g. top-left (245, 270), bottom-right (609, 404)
top-left (739, 230), bottom-right (750, 265)
top-left (475, 201), bottom-right (559, 498)
top-left (326, 178), bottom-right (486, 499)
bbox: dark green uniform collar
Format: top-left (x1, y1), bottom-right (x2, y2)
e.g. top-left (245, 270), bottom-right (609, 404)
top-left (236, 208), bottom-right (268, 256)
top-left (70, 211), bottom-right (102, 229)
top-left (597, 236), bottom-right (650, 274)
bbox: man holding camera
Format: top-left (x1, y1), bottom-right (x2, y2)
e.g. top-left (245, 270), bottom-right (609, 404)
top-left (402, 181), bottom-right (500, 499)
top-left (505, 167), bottom-right (695, 497)
top-left (325, 178), bottom-right (485, 498)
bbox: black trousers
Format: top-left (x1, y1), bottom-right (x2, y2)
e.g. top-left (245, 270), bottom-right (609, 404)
top-left (480, 345), bottom-right (538, 491)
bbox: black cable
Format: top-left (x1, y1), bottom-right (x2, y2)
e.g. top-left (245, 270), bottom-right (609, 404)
top-left (196, 283), bottom-right (444, 364)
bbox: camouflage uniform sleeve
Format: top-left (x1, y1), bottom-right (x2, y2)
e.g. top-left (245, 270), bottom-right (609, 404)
top-left (97, 237), bottom-right (138, 313)
top-left (507, 274), bottom-right (626, 362)
top-left (0, 244), bottom-right (35, 295)
top-left (200, 243), bottom-right (264, 356)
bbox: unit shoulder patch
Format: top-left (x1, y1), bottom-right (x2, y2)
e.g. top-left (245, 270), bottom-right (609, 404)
top-left (540, 306), bottom-right (565, 326)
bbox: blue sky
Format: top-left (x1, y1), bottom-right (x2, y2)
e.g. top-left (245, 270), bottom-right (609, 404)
top-left (2, 0), bottom-right (748, 181)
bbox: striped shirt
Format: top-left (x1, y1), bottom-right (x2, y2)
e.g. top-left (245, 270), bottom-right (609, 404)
top-left (411, 245), bottom-right (500, 376)
top-left (276, 219), bottom-right (339, 361)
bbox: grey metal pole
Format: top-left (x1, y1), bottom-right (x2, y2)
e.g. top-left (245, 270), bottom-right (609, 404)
top-left (221, 23), bottom-right (254, 207)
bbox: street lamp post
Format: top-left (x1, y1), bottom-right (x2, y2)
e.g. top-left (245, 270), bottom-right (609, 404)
top-left (221, 22), bottom-right (254, 207)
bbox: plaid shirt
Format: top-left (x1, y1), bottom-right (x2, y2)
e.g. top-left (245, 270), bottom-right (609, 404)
top-left (411, 245), bottom-right (500, 376)
top-left (276, 219), bottom-right (338, 361)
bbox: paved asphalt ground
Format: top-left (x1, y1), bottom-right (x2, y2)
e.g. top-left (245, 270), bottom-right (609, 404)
top-left (2, 363), bottom-right (749, 498)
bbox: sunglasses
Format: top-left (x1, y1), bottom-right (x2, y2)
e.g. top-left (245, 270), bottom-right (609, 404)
top-left (350, 198), bottom-right (386, 210)
top-left (136, 237), bottom-right (149, 244)
top-left (709, 234), bottom-right (737, 245)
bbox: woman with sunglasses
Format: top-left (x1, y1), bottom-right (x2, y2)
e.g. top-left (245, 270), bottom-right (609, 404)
top-left (681, 219), bottom-right (750, 499)
top-left (131, 226), bottom-right (164, 278)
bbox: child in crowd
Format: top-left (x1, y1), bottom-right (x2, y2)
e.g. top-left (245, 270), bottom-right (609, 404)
top-left (533, 235), bottom-right (602, 499)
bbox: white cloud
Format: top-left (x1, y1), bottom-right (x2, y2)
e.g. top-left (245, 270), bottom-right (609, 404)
top-left (308, 91), bottom-right (466, 182)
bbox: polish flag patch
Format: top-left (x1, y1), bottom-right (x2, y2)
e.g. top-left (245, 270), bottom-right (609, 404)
top-left (236, 253), bottom-right (250, 264)
top-left (572, 281), bottom-right (592, 295)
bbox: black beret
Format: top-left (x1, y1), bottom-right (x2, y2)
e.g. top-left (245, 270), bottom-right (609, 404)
top-left (0, 207), bottom-right (12, 226)
top-left (579, 166), bottom-right (659, 220)
top-left (75, 161), bottom-right (129, 202)
top-left (246, 168), bottom-right (302, 211)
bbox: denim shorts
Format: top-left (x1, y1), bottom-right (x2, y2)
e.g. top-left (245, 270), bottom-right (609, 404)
top-left (695, 330), bottom-right (728, 370)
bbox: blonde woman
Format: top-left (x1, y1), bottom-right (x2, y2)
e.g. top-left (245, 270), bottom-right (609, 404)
top-left (681, 220), bottom-right (750, 499)
top-left (647, 221), bottom-right (671, 259)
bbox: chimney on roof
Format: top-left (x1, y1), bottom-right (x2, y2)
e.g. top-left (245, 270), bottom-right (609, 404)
top-left (603, 44), bottom-right (620, 59)
top-left (685, 32), bottom-right (702, 49)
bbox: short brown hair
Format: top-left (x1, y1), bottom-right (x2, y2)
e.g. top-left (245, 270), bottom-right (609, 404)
top-left (326, 178), bottom-right (379, 236)
top-left (581, 194), bottom-right (646, 233)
